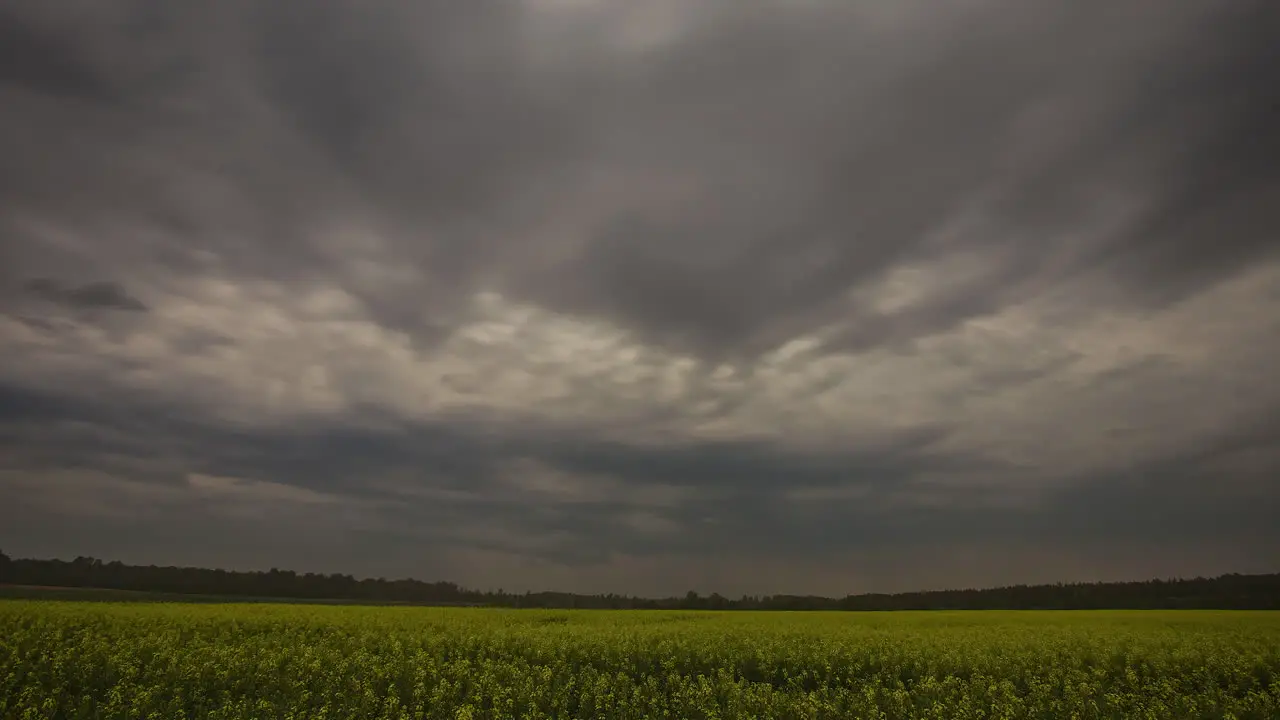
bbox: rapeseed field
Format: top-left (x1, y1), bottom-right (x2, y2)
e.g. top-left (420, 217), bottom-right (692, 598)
top-left (2, 601), bottom-right (1278, 719)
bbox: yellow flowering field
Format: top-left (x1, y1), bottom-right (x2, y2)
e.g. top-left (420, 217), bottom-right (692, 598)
top-left (3, 601), bottom-right (1278, 719)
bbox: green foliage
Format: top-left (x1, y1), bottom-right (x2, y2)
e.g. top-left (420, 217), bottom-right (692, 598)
top-left (3, 602), bottom-right (1279, 719)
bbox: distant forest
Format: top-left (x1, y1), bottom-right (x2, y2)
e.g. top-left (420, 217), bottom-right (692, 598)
top-left (2, 550), bottom-right (1277, 610)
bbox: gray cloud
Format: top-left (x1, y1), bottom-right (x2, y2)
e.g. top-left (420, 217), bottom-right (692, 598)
top-left (510, 0), bottom-right (1280, 360)
top-left (3, 372), bottom-right (1276, 595)
top-left (23, 278), bottom-right (148, 312)
top-left (1, 0), bottom-right (1278, 595)
top-left (0, 5), bottom-right (116, 102)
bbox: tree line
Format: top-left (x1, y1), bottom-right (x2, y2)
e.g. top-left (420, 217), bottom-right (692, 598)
top-left (1, 550), bottom-right (1277, 610)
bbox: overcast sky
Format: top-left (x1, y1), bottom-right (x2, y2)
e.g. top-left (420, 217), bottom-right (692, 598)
top-left (2, 0), bottom-right (1278, 597)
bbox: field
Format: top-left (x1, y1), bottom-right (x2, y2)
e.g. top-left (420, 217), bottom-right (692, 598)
top-left (3, 601), bottom-right (1279, 719)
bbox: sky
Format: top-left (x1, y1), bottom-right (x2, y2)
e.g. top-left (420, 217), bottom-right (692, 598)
top-left (1, 0), bottom-right (1278, 598)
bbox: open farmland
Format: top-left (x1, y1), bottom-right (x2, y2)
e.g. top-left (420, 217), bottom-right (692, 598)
top-left (3, 601), bottom-right (1279, 719)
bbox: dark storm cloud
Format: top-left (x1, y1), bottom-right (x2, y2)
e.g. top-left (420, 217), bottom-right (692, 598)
top-left (538, 423), bottom-right (957, 493)
top-left (3, 0), bottom-right (1276, 358)
top-left (1, 0), bottom-right (1278, 595)
top-left (254, 1), bottom-right (580, 219)
top-left (0, 0), bottom-right (608, 347)
top-left (513, 0), bottom-right (1280, 360)
top-left (2, 379), bottom-right (1277, 591)
top-left (23, 278), bottom-right (148, 312)
top-left (0, 5), bottom-right (116, 101)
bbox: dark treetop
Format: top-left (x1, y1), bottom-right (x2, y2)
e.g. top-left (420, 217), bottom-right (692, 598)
top-left (2, 551), bottom-right (1276, 610)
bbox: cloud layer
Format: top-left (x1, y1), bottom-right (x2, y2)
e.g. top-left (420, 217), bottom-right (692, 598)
top-left (2, 0), bottom-right (1278, 596)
